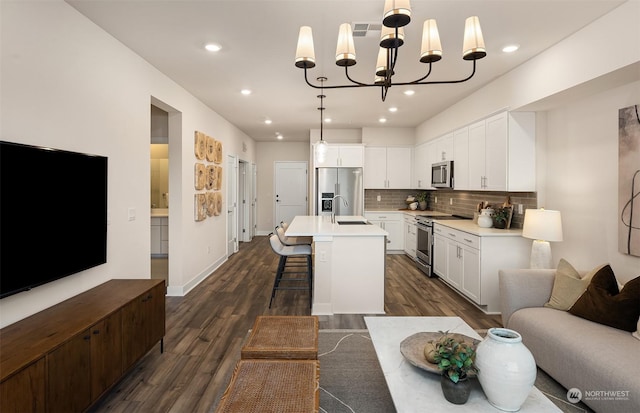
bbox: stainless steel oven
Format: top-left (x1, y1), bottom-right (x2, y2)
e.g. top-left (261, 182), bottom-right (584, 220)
top-left (416, 216), bottom-right (433, 277)
top-left (415, 215), bottom-right (472, 277)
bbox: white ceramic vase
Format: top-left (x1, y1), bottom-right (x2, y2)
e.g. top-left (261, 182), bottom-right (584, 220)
top-left (477, 211), bottom-right (493, 228)
top-left (475, 328), bottom-right (536, 412)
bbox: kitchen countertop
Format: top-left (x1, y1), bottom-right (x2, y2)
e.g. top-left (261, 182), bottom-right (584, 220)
top-left (286, 215), bottom-right (388, 237)
top-left (435, 220), bottom-right (524, 237)
top-left (151, 208), bottom-right (169, 217)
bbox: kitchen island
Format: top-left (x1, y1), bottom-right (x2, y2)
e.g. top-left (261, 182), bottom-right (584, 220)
top-left (285, 215), bottom-right (388, 315)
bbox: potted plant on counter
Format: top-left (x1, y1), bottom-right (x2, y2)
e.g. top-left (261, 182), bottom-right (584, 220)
top-left (492, 207), bottom-right (512, 229)
top-left (433, 334), bottom-right (478, 404)
top-left (416, 192), bottom-right (428, 210)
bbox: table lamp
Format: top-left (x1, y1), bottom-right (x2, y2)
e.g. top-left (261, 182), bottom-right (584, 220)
top-left (522, 208), bottom-right (563, 269)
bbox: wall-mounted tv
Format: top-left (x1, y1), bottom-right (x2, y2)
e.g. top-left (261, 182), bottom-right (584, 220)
top-left (0, 141), bottom-right (108, 299)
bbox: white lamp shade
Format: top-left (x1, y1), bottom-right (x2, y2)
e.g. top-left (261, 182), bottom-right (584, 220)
top-left (420, 19), bottom-right (442, 63)
top-left (462, 16), bottom-right (486, 60)
top-left (380, 25), bottom-right (404, 48)
top-left (315, 140), bottom-right (328, 163)
top-left (335, 23), bottom-right (356, 66)
top-left (522, 209), bottom-right (563, 242)
top-left (295, 26), bottom-right (316, 67)
top-left (376, 47), bottom-right (389, 76)
top-left (383, 0), bottom-right (412, 27)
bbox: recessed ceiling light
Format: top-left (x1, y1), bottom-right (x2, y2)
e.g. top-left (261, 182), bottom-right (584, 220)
top-left (241, 89), bottom-right (252, 96)
top-left (276, 133), bottom-right (283, 140)
top-left (502, 44), bottom-right (520, 53)
top-left (264, 119), bottom-right (272, 125)
top-left (379, 117), bottom-right (387, 123)
top-left (204, 43), bottom-right (221, 52)
top-left (403, 90), bottom-right (415, 96)
top-left (324, 118), bottom-right (332, 123)
top-left (389, 107), bottom-right (398, 112)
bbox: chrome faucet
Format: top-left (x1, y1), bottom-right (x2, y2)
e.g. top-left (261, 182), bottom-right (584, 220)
top-left (331, 195), bottom-right (348, 223)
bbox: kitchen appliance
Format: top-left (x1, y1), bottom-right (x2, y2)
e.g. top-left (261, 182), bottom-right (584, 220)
top-left (316, 167), bottom-right (364, 216)
top-left (416, 214), bottom-right (471, 277)
top-left (431, 160), bottom-right (454, 188)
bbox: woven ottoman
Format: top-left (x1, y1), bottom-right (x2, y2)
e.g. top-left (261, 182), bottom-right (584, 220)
top-left (215, 359), bottom-right (320, 413)
top-left (241, 315), bottom-right (318, 360)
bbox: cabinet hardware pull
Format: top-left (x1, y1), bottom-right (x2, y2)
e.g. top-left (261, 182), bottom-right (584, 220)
top-left (464, 238), bottom-right (473, 243)
top-left (93, 330), bottom-right (100, 335)
top-left (84, 335), bottom-right (91, 341)
top-left (448, 233), bottom-right (456, 237)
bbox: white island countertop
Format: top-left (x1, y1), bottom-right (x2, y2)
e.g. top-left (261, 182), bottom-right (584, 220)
top-left (286, 215), bottom-right (388, 237)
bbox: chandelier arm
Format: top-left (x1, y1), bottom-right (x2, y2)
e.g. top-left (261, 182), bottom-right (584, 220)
top-left (302, 66), bottom-right (378, 89)
top-left (344, 66), bottom-right (369, 86)
top-left (393, 59), bottom-right (478, 87)
top-left (409, 62), bottom-right (434, 83)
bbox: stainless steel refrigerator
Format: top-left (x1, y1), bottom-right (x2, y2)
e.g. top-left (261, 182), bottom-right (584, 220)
top-left (316, 167), bottom-right (364, 216)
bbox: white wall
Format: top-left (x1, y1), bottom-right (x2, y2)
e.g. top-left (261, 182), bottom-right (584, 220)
top-left (544, 81), bottom-right (640, 283)
top-left (362, 127), bottom-right (415, 146)
top-left (0, 1), bottom-right (255, 327)
top-left (256, 141), bottom-right (310, 234)
top-left (414, 1), bottom-right (640, 281)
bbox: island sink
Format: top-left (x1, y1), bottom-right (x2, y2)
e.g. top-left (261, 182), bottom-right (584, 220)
top-left (337, 220), bottom-right (369, 225)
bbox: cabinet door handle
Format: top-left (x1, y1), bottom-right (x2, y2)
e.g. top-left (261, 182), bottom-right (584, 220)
top-left (84, 335), bottom-right (91, 341)
top-left (448, 232), bottom-right (456, 237)
top-left (464, 238), bottom-right (473, 243)
top-left (93, 329), bottom-right (100, 335)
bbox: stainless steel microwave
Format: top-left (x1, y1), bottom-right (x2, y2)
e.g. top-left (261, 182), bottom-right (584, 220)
top-left (431, 160), bottom-right (453, 188)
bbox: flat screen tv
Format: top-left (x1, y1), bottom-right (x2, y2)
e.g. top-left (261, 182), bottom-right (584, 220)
top-left (0, 141), bottom-right (108, 299)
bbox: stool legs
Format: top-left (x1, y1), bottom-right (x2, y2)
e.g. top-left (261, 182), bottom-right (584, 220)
top-left (269, 254), bottom-right (313, 309)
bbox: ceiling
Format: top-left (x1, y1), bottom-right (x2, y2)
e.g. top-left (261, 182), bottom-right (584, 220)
top-left (66, 0), bottom-right (624, 142)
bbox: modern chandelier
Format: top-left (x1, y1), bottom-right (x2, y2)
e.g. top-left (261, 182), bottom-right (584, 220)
top-left (294, 0), bottom-right (487, 101)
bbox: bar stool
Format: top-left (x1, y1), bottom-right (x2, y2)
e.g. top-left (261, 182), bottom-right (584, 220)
top-left (268, 234), bottom-right (312, 308)
top-left (275, 226), bottom-right (312, 246)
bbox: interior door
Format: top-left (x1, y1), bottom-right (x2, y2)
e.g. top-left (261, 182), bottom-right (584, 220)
top-left (227, 155), bottom-right (238, 254)
top-left (275, 161), bottom-right (308, 227)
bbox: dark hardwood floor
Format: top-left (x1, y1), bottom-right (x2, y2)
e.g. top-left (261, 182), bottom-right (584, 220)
top-left (90, 235), bottom-right (502, 412)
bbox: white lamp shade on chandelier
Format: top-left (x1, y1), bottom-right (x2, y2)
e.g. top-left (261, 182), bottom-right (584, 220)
top-left (295, 26), bottom-right (316, 68)
top-left (522, 208), bottom-right (563, 269)
top-left (420, 19), bottom-right (442, 63)
top-left (462, 16), bottom-right (486, 60)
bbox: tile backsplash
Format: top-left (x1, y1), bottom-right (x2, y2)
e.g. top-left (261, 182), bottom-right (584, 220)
top-left (364, 189), bottom-right (537, 228)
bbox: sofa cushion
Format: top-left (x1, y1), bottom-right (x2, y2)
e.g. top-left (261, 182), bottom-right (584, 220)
top-left (543, 259), bottom-right (598, 310)
top-left (568, 265), bottom-right (640, 332)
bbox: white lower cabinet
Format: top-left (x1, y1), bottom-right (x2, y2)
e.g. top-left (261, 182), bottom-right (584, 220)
top-left (403, 215), bottom-right (417, 259)
top-left (151, 217), bottom-right (168, 256)
top-left (432, 223), bottom-right (528, 313)
top-left (365, 212), bottom-right (404, 252)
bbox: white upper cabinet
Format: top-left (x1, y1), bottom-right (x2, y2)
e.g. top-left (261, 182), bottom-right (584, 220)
top-left (364, 146), bottom-right (412, 189)
top-left (467, 111), bottom-right (535, 191)
top-left (433, 133), bottom-right (454, 163)
top-left (413, 142), bottom-right (429, 189)
top-left (453, 127), bottom-right (469, 190)
top-left (314, 144), bottom-right (364, 167)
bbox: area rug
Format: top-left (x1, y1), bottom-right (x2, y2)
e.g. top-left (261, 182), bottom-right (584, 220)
top-left (319, 330), bottom-right (394, 413)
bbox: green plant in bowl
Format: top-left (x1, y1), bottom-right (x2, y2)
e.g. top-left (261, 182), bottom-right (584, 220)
top-left (434, 334), bottom-right (478, 383)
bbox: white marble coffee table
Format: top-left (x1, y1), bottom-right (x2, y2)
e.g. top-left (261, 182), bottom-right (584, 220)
top-left (364, 316), bottom-right (561, 412)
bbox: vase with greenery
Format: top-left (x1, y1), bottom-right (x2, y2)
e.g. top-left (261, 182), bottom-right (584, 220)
top-left (433, 334), bottom-right (478, 404)
top-left (416, 192), bottom-right (428, 210)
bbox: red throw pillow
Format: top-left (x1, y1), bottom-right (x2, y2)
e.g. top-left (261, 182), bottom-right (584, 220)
top-left (568, 265), bottom-right (640, 332)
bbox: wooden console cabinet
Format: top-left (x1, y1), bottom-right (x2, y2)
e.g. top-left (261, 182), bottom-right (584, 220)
top-left (0, 279), bottom-right (165, 412)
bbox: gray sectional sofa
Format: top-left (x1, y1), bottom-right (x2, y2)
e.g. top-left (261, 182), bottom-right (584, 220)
top-left (499, 268), bottom-right (640, 413)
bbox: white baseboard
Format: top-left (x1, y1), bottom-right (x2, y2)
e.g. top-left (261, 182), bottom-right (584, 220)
top-left (166, 255), bottom-right (227, 296)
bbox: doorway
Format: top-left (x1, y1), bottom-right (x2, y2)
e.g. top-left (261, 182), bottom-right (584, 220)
top-left (150, 104), bottom-right (169, 283)
top-left (274, 161), bottom-right (308, 226)
top-left (227, 154), bottom-right (238, 255)
top-left (238, 160), bottom-right (256, 242)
